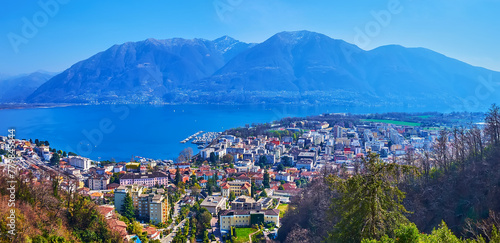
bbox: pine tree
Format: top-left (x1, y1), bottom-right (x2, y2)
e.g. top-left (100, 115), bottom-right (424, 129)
top-left (122, 193), bottom-right (135, 220)
top-left (263, 169), bottom-right (270, 188)
top-left (327, 153), bottom-right (417, 242)
top-left (174, 166), bottom-right (181, 186)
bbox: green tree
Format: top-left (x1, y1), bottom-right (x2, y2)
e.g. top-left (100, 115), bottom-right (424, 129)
top-left (209, 152), bottom-right (217, 165)
top-left (229, 191), bottom-right (236, 201)
top-left (44, 140), bottom-right (50, 146)
top-left (327, 153), bottom-right (417, 242)
top-left (258, 155), bottom-right (268, 168)
top-left (110, 173), bottom-right (121, 184)
top-left (50, 152), bottom-right (61, 165)
top-left (122, 193), bottom-right (135, 220)
top-left (251, 182), bottom-right (258, 197)
top-left (221, 154), bottom-right (234, 164)
top-left (260, 190), bottom-right (268, 198)
top-left (62, 151), bottom-right (67, 157)
top-left (277, 163), bottom-right (285, 171)
top-left (263, 169), bottom-right (270, 188)
top-left (203, 231), bottom-right (209, 243)
top-left (175, 166), bottom-right (182, 186)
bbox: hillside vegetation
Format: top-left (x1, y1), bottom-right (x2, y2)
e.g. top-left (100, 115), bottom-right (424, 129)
top-left (278, 104), bottom-right (500, 242)
top-left (0, 171), bottom-right (122, 243)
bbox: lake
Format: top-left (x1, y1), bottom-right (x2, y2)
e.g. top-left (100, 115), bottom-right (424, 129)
top-left (0, 104), bottom-right (453, 161)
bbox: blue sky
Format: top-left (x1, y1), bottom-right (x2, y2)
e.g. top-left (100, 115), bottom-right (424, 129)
top-left (1, 0), bottom-right (499, 75)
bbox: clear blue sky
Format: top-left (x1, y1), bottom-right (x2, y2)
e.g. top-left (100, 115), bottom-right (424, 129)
top-left (1, 0), bottom-right (499, 75)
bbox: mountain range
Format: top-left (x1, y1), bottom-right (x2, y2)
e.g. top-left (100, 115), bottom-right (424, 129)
top-left (0, 72), bottom-right (54, 103)
top-left (9, 30), bottom-right (500, 108)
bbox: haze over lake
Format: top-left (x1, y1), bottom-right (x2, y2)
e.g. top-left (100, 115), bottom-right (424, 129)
top-left (0, 104), bottom-right (455, 161)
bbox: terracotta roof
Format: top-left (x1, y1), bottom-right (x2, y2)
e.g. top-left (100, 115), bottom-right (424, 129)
top-left (97, 206), bottom-right (114, 216)
top-left (90, 192), bottom-right (104, 197)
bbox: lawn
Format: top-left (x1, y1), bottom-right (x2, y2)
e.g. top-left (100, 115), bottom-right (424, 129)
top-left (277, 204), bottom-right (289, 218)
top-left (362, 119), bottom-right (421, 127)
top-left (234, 228), bottom-right (258, 243)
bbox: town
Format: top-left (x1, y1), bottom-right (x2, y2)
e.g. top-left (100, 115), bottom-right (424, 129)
top-left (0, 113), bottom-right (481, 243)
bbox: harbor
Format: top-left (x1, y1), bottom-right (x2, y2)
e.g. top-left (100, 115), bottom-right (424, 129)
top-left (180, 131), bottom-right (204, 143)
top-left (191, 131), bottom-right (221, 149)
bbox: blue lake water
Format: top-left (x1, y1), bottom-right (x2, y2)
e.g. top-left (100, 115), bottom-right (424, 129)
top-left (0, 104), bottom-right (452, 161)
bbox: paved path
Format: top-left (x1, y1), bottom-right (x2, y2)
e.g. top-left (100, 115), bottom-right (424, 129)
top-left (162, 217), bottom-right (189, 243)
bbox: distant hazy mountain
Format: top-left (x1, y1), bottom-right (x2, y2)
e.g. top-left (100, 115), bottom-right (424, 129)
top-left (26, 31), bottom-right (500, 108)
top-left (0, 72), bottom-right (53, 102)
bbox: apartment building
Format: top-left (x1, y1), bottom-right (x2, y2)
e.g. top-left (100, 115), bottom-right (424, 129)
top-left (119, 171), bottom-right (169, 187)
top-left (114, 185), bottom-right (168, 224)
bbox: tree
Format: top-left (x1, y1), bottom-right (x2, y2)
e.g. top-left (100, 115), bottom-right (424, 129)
top-left (486, 104), bottom-right (500, 145)
top-left (122, 193), bottom-right (135, 220)
top-left (62, 151), bottom-right (67, 157)
top-left (258, 155), bottom-right (268, 168)
top-left (229, 191), bottom-right (236, 201)
top-left (174, 167), bottom-right (182, 186)
top-left (260, 190), bottom-right (268, 198)
top-left (44, 141), bottom-right (50, 146)
top-left (278, 185), bottom-right (284, 190)
top-left (434, 129), bottom-right (450, 172)
top-left (251, 182), bottom-right (258, 197)
top-left (34, 138), bottom-right (39, 146)
top-left (327, 153), bottom-right (417, 242)
top-left (209, 152), bottom-right (217, 165)
top-left (221, 154), bottom-right (234, 164)
top-left (277, 163), bottom-right (285, 172)
top-left (191, 183), bottom-right (201, 200)
top-left (282, 156), bottom-right (293, 167)
top-left (203, 231), bottom-right (209, 243)
top-left (110, 173), bottom-right (121, 184)
top-left (263, 169), bottom-right (270, 188)
top-left (178, 147), bottom-right (193, 163)
top-left (50, 152), bottom-right (60, 165)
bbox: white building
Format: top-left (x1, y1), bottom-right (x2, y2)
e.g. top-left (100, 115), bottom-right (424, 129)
top-left (69, 156), bottom-right (91, 170)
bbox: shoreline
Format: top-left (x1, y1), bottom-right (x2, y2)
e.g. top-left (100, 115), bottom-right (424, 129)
top-left (0, 103), bottom-right (83, 110)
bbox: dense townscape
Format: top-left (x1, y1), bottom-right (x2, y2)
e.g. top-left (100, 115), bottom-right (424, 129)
top-left (1, 109), bottom-right (500, 242)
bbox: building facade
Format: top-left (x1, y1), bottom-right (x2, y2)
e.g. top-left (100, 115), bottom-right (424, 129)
top-left (119, 172), bottom-right (169, 187)
top-left (219, 209), bottom-right (280, 233)
top-left (221, 181), bottom-right (251, 198)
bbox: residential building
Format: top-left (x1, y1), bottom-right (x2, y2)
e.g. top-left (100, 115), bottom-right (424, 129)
top-left (69, 156), bottom-right (91, 170)
top-left (221, 181), bottom-right (251, 198)
top-left (119, 171), bottom-right (169, 187)
top-left (87, 174), bottom-right (110, 190)
top-left (200, 196), bottom-right (227, 215)
top-left (231, 195), bottom-right (262, 210)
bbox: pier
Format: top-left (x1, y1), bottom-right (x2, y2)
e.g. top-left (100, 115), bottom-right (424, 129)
top-left (180, 131), bottom-right (204, 143)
